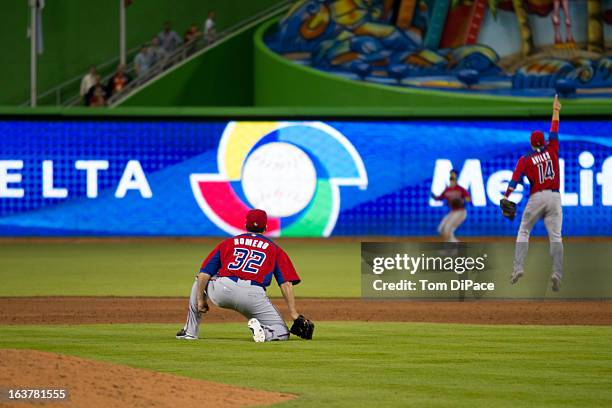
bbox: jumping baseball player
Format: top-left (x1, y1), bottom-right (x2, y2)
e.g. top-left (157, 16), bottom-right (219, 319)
top-left (431, 169), bottom-right (471, 242)
top-left (500, 95), bottom-right (563, 292)
top-left (176, 209), bottom-right (314, 342)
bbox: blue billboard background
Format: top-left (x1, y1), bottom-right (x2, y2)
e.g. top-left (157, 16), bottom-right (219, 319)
top-left (0, 119), bottom-right (611, 236)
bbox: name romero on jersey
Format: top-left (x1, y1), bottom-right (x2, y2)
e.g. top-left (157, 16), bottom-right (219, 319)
top-left (234, 237), bottom-right (269, 250)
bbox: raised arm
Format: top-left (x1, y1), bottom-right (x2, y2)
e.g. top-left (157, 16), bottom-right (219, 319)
top-left (551, 94), bottom-right (561, 130)
top-left (549, 94), bottom-right (561, 151)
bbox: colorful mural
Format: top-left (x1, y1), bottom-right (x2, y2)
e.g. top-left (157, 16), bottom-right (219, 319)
top-left (265, 0), bottom-right (612, 98)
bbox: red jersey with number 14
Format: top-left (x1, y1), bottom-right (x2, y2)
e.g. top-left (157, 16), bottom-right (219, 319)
top-left (508, 131), bottom-right (559, 196)
top-left (199, 233), bottom-right (301, 287)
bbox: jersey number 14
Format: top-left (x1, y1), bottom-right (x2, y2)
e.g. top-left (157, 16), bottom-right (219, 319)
top-left (537, 159), bottom-right (555, 184)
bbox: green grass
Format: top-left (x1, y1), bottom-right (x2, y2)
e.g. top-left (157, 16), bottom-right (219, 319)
top-left (1, 322), bottom-right (611, 407)
top-left (2, 240), bottom-right (611, 299)
top-left (0, 241), bottom-right (360, 297)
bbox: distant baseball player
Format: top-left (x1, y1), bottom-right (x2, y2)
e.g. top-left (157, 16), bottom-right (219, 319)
top-left (176, 209), bottom-right (314, 342)
top-left (431, 169), bottom-right (471, 242)
top-left (500, 95), bottom-right (563, 291)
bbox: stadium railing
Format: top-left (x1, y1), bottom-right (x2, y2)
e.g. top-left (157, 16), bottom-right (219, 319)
top-left (107, 0), bottom-right (293, 107)
top-left (19, 0), bottom-right (293, 108)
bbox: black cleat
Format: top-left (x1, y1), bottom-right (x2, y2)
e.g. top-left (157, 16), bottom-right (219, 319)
top-left (175, 328), bottom-right (197, 339)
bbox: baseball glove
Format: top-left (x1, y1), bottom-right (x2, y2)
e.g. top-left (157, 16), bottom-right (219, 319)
top-left (450, 198), bottom-right (463, 210)
top-left (500, 198), bottom-right (517, 221)
top-left (290, 315), bottom-right (315, 340)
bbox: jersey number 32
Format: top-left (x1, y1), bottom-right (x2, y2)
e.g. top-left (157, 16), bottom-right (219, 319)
top-left (537, 159), bottom-right (555, 184)
top-left (228, 248), bottom-right (266, 274)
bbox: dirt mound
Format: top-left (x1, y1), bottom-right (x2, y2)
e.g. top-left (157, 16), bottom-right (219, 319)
top-left (1, 297), bottom-right (611, 326)
top-left (0, 349), bottom-right (294, 408)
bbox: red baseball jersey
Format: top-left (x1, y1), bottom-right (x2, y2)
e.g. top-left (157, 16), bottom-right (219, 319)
top-left (435, 185), bottom-right (470, 211)
top-left (199, 233), bottom-right (301, 287)
top-left (508, 131), bottom-right (559, 196)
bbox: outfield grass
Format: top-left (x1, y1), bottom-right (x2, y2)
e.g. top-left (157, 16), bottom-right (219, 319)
top-left (0, 241), bottom-right (360, 297)
top-left (1, 240), bottom-right (610, 299)
top-left (0, 322), bottom-right (611, 407)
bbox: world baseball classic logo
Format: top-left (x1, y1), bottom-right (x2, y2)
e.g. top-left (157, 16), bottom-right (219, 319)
top-left (190, 121), bottom-right (368, 237)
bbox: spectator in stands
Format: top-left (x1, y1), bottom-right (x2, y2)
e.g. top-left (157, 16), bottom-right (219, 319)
top-left (149, 37), bottom-right (167, 66)
top-left (158, 21), bottom-right (182, 54)
top-left (184, 23), bottom-right (201, 44)
top-left (80, 65), bottom-right (98, 104)
top-left (106, 64), bottom-right (131, 96)
top-left (203, 10), bottom-right (216, 44)
top-left (86, 75), bottom-right (108, 107)
top-left (184, 23), bottom-right (201, 56)
top-left (89, 86), bottom-right (107, 107)
top-left (134, 44), bottom-right (153, 77)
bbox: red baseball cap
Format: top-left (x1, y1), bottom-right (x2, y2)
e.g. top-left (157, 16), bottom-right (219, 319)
top-left (530, 130), bottom-right (545, 147)
top-left (246, 209), bottom-right (267, 231)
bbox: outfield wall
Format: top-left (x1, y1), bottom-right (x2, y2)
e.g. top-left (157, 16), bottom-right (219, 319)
top-left (253, 20), bottom-right (612, 113)
top-left (113, 18), bottom-right (612, 114)
top-left (0, 116), bottom-right (610, 237)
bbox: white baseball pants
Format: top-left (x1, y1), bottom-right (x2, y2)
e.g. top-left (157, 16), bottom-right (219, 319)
top-left (183, 276), bottom-right (289, 341)
top-left (513, 190), bottom-right (563, 279)
top-left (437, 209), bottom-right (467, 242)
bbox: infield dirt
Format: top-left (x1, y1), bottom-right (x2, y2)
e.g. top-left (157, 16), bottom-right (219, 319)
top-left (0, 349), bottom-right (295, 408)
top-left (1, 297), bottom-right (611, 325)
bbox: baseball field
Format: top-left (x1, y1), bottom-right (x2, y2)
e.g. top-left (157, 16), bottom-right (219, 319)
top-left (1, 239), bottom-right (611, 407)
top-left (3, 0), bottom-right (612, 405)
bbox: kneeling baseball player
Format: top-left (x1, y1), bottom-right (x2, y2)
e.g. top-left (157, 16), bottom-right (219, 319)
top-left (176, 209), bottom-right (314, 342)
